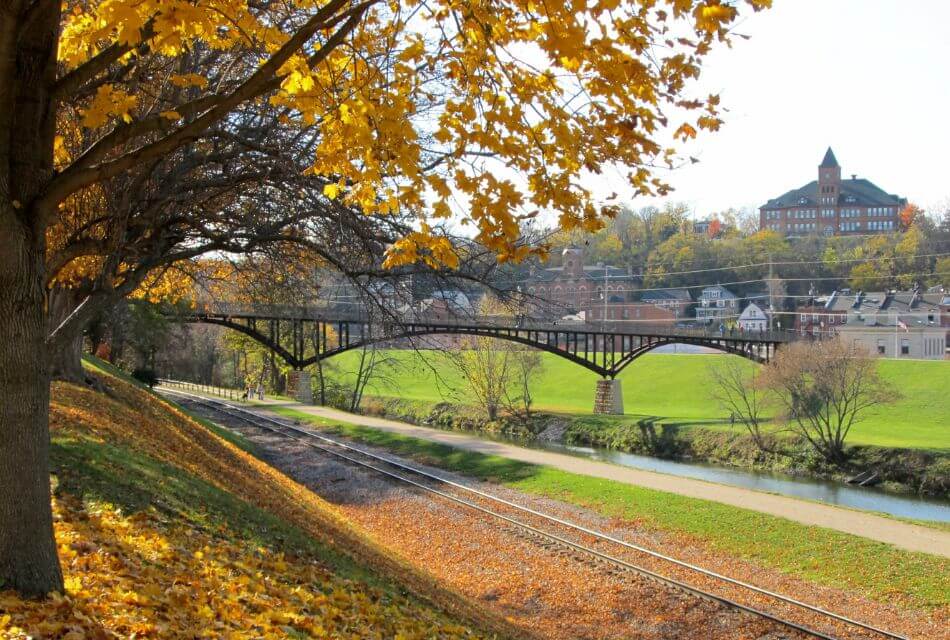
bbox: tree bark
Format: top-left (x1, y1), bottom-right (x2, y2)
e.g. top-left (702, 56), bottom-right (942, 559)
top-left (0, 209), bottom-right (64, 596)
top-left (47, 286), bottom-right (88, 383)
top-left (0, 0), bottom-right (66, 595)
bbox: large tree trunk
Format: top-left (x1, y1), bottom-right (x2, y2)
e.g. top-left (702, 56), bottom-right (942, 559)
top-left (47, 286), bottom-right (88, 383)
top-left (0, 0), bottom-right (66, 595)
top-left (0, 211), bottom-right (64, 596)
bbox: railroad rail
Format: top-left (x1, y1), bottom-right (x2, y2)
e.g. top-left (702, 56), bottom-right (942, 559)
top-left (159, 386), bottom-right (908, 640)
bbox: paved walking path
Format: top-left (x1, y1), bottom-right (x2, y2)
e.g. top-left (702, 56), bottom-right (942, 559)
top-left (172, 388), bottom-right (950, 557)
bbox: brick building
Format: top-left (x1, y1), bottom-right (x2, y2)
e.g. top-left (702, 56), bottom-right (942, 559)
top-left (527, 246), bottom-right (636, 314)
top-left (587, 302), bottom-right (676, 326)
top-left (639, 288), bottom-right (692, 319)
top-left (760, 148), bottom-right (906, 236)
top-left (796, 288), bottom-right (945, 359)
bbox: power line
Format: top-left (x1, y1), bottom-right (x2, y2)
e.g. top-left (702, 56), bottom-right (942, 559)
top-left (517, 251), bottom-right (950, 282)
top-left (519, 271), bottom-right (950, 295)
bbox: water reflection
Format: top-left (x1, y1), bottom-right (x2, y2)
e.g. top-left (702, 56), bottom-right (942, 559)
top-left (501, 436), bottom-right (950, 522)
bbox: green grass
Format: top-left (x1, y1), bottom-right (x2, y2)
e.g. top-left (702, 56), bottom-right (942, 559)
top-left (83, 356), bottom-right (261, 455)
top-left (52, 431), bottom-right (389, 590)
top-left (272, 407), bottom-right (950, 610)
top-left (321, 350), bottom-right (950, 451)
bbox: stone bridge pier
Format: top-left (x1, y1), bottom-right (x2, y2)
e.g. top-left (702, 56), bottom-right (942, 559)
top-left (286, 370), bottom-right (313, 404)
top-left (593, 378), bottom-right (623, 415)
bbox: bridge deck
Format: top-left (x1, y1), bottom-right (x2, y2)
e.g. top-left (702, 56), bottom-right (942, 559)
top-left (168, 304), bottom-right (794, 377)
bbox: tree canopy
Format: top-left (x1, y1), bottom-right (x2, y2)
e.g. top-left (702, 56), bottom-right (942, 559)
top-left (1, 0), bottom-right (772, 596)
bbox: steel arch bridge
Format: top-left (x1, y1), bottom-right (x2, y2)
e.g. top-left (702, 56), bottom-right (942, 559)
top-left (170, 304), bottom-right (792, 379)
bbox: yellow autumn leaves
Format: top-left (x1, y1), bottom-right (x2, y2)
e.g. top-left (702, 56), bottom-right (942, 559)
top-left (55, 0), bottom-right (771, 271)
top-left (2, 376), bottom-right (493, 639)
top-left (0, 494), bottom-right (479, 639)
top-left (81, 85), bottom-right (138, 128)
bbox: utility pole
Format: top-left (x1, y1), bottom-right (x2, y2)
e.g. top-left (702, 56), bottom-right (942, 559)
top-left (768, 253), bottom-right (774, 330)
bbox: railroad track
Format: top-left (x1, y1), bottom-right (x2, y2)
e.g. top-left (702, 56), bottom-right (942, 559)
top-left (159, 386), bottom-right (908, 640)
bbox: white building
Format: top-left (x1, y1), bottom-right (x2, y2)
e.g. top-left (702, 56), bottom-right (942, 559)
top-left (738, 302), bottom-right (769, 332)
top-left (695, 285), bottom-right (738, 325)
top-left (839, 324), bottom-right (945, 360)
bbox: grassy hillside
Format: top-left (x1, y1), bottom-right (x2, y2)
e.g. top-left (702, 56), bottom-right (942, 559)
top-left (0, 372), bottom-right (517, 639)
top-left (322, 350), bottom-right (950, 451)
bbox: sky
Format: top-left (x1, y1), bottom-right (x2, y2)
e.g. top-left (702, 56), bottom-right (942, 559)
top-left (597, 0), bottom-right (950, 218)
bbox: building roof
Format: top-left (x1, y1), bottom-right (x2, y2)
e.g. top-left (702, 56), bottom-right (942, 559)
top-left (739, 302), bottom-right (767, 320)
top-left (698, 285), bottom-right (737, 300)
top-left (825, 291), bottom-right (889, 313)
top-left (639, 288), bottom-right (692, 302)
top-left (823, 290), bottom-right (942, 327)
top-left (430, 289), bottom-right (473, 310)
top-left (761, 178), bottom-right (905, 210)
top-left (819, 147), bottom-right (839, 168)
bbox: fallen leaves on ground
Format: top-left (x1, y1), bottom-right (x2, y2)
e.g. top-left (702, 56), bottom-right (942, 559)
top-left (76, 376), bottom-right (518, 636)
top-left (1, 494), bottom-right (477, 639)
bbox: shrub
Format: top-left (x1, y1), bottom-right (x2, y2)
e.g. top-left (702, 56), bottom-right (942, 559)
top-left (131, 368), bottom-right (159, 388)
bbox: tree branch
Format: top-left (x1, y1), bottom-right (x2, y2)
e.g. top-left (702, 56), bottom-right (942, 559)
top-left (38, 0), bottom-right (369, 215)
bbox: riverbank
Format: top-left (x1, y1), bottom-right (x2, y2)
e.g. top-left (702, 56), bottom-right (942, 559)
top-left (357, 395), bottom-right (950, 498)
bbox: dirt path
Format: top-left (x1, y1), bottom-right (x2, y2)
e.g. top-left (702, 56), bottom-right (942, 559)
top-left (246, 397), bottom-right (950, 558)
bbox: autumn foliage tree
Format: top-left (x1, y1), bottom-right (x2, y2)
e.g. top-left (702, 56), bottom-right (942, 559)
top-left (2, 0), bottom-right (769, 595)
top-left (899, 203), bottom-right (923, 232)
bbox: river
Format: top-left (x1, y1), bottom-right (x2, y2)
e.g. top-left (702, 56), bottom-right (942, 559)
top-left (496, 435), bottom-right (950, 523)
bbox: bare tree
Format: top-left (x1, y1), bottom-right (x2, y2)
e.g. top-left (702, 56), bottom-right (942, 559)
top-left (709, 358), bottom-right (773, 452)
top-left (505, 348), bottom-right (544, 420)
top-left (762, 339), bottom-right (899, 464)
top-left (448, 335), bottom-right (512, 421)
top-left (346, 341), bottom-right (403, 413)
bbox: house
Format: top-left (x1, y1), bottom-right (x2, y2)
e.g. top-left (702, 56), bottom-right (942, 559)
top-left (941, 292), bottom-right (950, 348)
top-left (839, 324), bottom-right (945, 360)
top-left (759, 148), bottom-right (906, 236)
top-left (695, 285), bottom-right (738, 325)
top-left (588, 302), bottom-right (676, 326)
top-left (526, 245), bottom-right (635, 314)
top-left (639, 288), bottom-right (692, 318)
top-left (737, 302), bottom-right (769, 332)
top-left (794, 291), bottom-right (848, 335)
top-left (819, 289), bottom-right (945, 359)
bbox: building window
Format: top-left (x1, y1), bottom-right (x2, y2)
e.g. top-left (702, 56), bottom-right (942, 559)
top-left (901, 338), bottom-right (910, 355)
top-left (877, 339), bottom-right (886, 355)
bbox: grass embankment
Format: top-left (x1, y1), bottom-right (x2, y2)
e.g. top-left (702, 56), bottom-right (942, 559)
top-left (0, 371), bottom-right (517, 639)
top-left (272, 407), bottom-right (949, 612)
top-left (324, 350), bottom-right (950, 451)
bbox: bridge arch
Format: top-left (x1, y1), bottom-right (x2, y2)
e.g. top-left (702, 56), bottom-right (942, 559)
top-left (609, 337), bottom-right (769, 376)
top-left (176, 312), bottom-right (779, 379)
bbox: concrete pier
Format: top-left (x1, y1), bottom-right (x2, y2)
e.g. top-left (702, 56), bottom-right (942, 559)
top-left (286, 370), bottom-right (313, 404)
top-left (593, 378), bottom-right (623, 414)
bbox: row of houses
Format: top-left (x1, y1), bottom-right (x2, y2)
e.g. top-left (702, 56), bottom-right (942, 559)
top-left (318, 246), bottom-right (947, 359)
top-left (794, 288), bottom-right (948, 359)
top-left (525, 245), bottom-right (770, 328)
top-left (521, 246), bottom-right (948, 359)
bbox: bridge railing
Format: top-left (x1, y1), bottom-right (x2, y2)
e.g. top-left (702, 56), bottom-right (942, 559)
top-left (159, 378), bottom-right (242, 401)
top-left (174, 303), bottom-right (797, 343)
